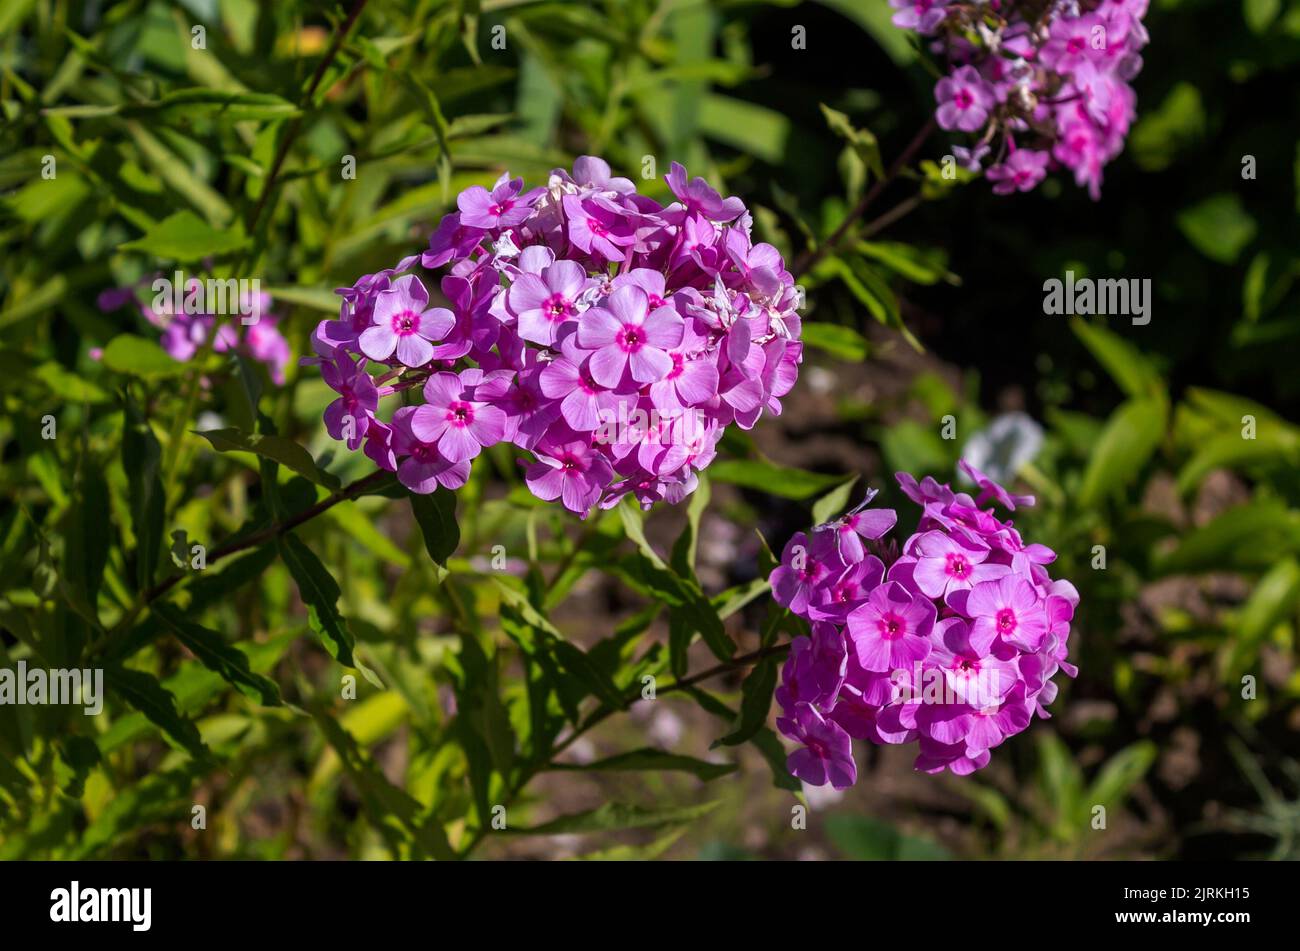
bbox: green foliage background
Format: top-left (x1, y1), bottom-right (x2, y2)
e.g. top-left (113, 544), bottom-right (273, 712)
top-left (1, 0), bottom-right (1298, 859)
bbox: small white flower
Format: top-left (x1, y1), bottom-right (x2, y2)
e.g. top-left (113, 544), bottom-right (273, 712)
top-left (960, 411), bottom-right (1045, 485)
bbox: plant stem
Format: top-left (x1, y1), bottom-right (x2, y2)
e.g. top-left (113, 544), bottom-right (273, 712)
top-left (791, 116), bottom-right (936, 279)
top-left (860, 193), bottom-right (924, 240)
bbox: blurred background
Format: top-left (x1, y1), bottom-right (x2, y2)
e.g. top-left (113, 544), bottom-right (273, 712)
top-left (2, 0), bottom-right (1299, 860)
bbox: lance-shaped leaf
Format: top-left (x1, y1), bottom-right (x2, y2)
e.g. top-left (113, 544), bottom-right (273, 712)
top-left (1078, 396), bottom-right (1166, 507)
top-left (548, 748), bottom-right (736, 782)
top-left (811, 475), bottom-right (859, 526)
top-left (707, 458), bottom-right (845, 499)
top-left (670, 473), bottom-right (710, 577)
top-left (153, 604), bottom-right (281, 706)
top-left (104, 664), bottom-right (210, 762)
top-left (712, 653), bottom-right (780, 748)
top-left (118, 209), bottom-right (248, 261)
top-left (408, 489), bottom-right (460, 567)
top-left (100, 335), bottom-right (188, 378)
top-left (801, 323), bottom-right (870, 361)
top-left (312, 708), bottom-right (456, 860)
top-left (74, 766), bottom-right (203, 859)
top-left (684, 685), bottom-right (800, 792)
top-left (619, 500), bottom-right (733, 663)
top-left (496, 581), bottom-right (625, 711)
top-left (278, 532), bottom-right (355, 667)
top-left (46, 88), bottom-right (301, 122)
top-left (195, 427), bottom-right (341, 489)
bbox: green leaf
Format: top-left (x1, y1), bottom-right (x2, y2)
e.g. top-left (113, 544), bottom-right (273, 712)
top-left (504, 800), bottom-right (720, 835)
top-left (801, 322), bottom-right (869, 361)
top-left (811, 476), bottom-right (859, 525)
top-left (195, 427), bottom-right (340, 489)
top-left (408, 489), bottom-right (460, 567)
top-left (1128, 82), bottom-right (1206, 172)
top-left (1175, 429), bottom-right (1300, 493)
top-left (712, 654), bottom-right (779, 748)
top-left (708, 459), bottom-right (844, 499)
top-left (826, 814), bottom-right (951, 860)
top-left (277, 533), bottom-right (356, 667)
top-left (1070, 319), bottom-right (1163, 400)
top-left (124, 395), bottom-right (165, 591)
top-left (550, 748), bottom-right (736, 781)
top-left (312, 708), bottom-right (455, 860)
top-left (46, 88), bottom-right (301, 121)
top-left (1154, 499), bottom-right (1300, 575)
top-left (1077, 397), bottom-right (1166, 508)
top-left (101, 334), bottom-right (186, 378)
top-left (153, 604), bottom-right (281, 706)
top-left (118, 210), bottom-right (248, 262)
top-left (1177, 193), bottom-right (1257, 265)
top-left (261, 285), bottom-right (343, 313)
top-left (551, 640), bottom-right (626, 710)
top-left (1086, 740), bottom-right (1157, 809)
top-left (857, 241), bottom-right (957, 286)
top-left (1232, 558), bottom-right (1300, 670)
top-left (819, 103), bottom-right (883, 180)
top-left (124, 122), bottom-right (232, 227)
top-left (104, 665), bottom-right (210, 762)
top-left (697, 94), bottom-right (790, 163)
top-left (324, 502), bottom-right (410, 569)
top-left (670, 473), bottom-right (710, 577)
top-left (712, 577), bottom-right (771, 620)
top-left (1037, 731), bottom-right (1085, 840)
top-left (74, 767), bottom-right (200, 859)
top-left (33, 360), bottom-right (109, 403)
top-left (496, 587), bottom-right (625, 710)
top-left (683, 685), bottom-right (800, 792)
top-left (614, 508), bottom-right (733, 665)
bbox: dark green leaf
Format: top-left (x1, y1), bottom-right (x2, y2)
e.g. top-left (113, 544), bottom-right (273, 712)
top-left (100, 335), bottom-right (186, 378)
top-left (708, 459), bottom-right (844, 499)
top-left (713, 654), bottom-right (779, 748)
top-left (118, 210), bottom-right (249, 261)
top-left (550, 747), bottom-right (736, 781)
top-left (195, 427), bottom-right (340, 489)
top-left (104, 665), bottom-right (210, 762)
top-left (408, 489), bottom-right (460, 567)
top-left (278, 533), bottom-right (355, 667)
top-left (153, 604), bottom-right (281, 706)
top-left (801, 322), bottom-right (869, 361)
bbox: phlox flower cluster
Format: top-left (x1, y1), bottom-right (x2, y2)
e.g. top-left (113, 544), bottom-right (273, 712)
top-left (96, 279), bottom-right (290, 384)
top-left (308, 157), bottom-right (803, 517)
top-left (891, 0), bottom-right (1149, 198)
top-left (770, 462), bottom-right (1078, 785)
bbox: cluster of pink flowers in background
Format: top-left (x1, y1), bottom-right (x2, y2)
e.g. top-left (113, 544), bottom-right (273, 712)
top-left (97, 279), bottom-right (291, 384)
top-left (771, 462), bottom-right (1079, 785)
top-left (892, 0), bottom-right (1149, 198)
top-left (309, 157), bottom-right (803, 516)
